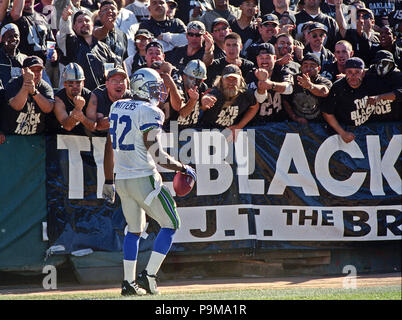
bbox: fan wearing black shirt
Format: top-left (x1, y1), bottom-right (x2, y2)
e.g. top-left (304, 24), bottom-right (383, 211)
top-left (207, 32), bottom-right (255, 87)
top-left (322, 57), bottom-right (378, 142)
top-left (200, 64), bottom-right (258, 136)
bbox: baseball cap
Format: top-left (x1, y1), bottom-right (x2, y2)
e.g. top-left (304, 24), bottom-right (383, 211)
top-left (167, 0), bottom-right (178, 7)
top-left (302, 53), bottom-right (320, 66)
top-left (372, 50), bottom-right (395, 63)
top-left (256, 42), bottom-right (275, 56)
top-left (357, 8), bottom-right (374, 19)
top-left (280, 11), bottom-right (296, 25)
top-left (187, 21), bottom-right (206, 34)
top-left (211, 17), bottom-right (230, 30)
top-left (106, 67), bottom-right (128, 80)
top-left (308, 22), bottom-right (328, 33)
top-left (345, 57), bottom-right (365, 70)
top-left (135, 29), bottom-right (153, 39)
top-left (146, 41), bottom-right (164, 52)
top-left (23, 56), bottom-right (44, 69)
top-left (222, 64), bottom-right (242, 79)
top-left (261, 14), bottom-right (279, 26)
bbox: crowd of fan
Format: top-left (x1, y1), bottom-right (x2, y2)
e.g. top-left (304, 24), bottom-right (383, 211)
top-left (0, 0), bottom-right (400, 145)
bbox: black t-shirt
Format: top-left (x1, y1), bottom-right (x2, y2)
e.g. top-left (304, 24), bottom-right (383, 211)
top-left (245, 65), bottom-right (293, 124)
top-left (344, 29), bottom-right (380, 66)
top-left (2, 77), bottom-right (54, 135)
top-left (2, 11), bottom-right (55, 63)
top-left (284, 73), bottom-right (333, 121)
top-left (100, 29), bottom-right (128, 65)
top-left (320, 61), bottom-right (341, 82)
top-left (199, 87), bottom-right (257, 129)
top-left (206, 57), bottom-right (255, 87)
top-left (321, 74), bottom-right (378, 126)
top-left (229, 19), bottom-right (259, 56)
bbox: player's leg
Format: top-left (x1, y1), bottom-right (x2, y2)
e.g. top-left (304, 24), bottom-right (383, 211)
top-left (116, 179), bottom-right (147, 296)
top-left (137, 176), bottom-right (181, 294)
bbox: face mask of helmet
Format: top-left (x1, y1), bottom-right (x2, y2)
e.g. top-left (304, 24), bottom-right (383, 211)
top-left (146, 80), bottom-right (168, 105)
top-left (184, 76), bottom-right (202, 89)
top-left (376, 60), bottom-right (394, 76)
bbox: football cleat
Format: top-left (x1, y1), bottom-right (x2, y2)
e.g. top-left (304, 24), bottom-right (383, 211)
top-left (137, 270), bottom-right (160, 295)
top-left (121, 280), bottom-right (147, 296)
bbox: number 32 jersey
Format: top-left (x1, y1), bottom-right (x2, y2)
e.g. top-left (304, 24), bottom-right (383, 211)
top-left (109, 99), bottom-right (165, 180)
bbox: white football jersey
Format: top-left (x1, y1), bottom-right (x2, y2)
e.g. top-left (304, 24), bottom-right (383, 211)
top-left (108, 99), bottom-right (165, 180)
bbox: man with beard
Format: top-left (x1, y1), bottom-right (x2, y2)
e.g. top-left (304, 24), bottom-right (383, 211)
top-left (176, 59), bottom-right (209, 128)
top-left (283, 53), bottom-right (332, 124)
top-left (139, 0), bottom-right (187, 53)
top-left (59, 9), bottom-right (119, 90)
top-left (321, 57), bottom-right (377, 142)
top-left (245, 42), bottom-right (294, 124)
top-left (321, 40), bottom-right (354, 81)
top-left (86, 67), bottom-right (132, 137)
top-left (2, 56), bottom-right (54, 136)
top-left (93, 0), bottom-right (129, 65)
top-left (199, 64), bottom-right (258, 136)
top-left (52, 63), bottom-right (95, 135)
top-left (0, 24), bottom-right (27, 89)
top-left (366, 50), bottom-right (402, 122)
top-left (274, 33), bottom-right (301, 75)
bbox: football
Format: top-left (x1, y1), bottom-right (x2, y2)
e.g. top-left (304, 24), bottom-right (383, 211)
top-left (173, 172), bottom-right (195, 197)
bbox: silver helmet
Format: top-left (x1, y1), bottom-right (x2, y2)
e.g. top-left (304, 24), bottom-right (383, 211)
top-left (183, 59), bottom-right (207, 80)
top-left (130, 67), bottom-right (167, 104)
top-left (62, 63), bottom-right (85, 82)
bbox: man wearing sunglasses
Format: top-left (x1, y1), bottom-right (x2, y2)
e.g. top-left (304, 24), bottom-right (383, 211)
top-left (165, 21), bottom-right (215, 72)
top-left (303, 22), bottom-right (336, 69)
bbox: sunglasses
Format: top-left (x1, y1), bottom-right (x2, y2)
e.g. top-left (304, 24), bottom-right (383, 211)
top-left (109, 79), bottom-right (126, 85)
top-left (311, 33), bottom-right (325, 39)
top-left (187, 32), bottom-right (202, 38)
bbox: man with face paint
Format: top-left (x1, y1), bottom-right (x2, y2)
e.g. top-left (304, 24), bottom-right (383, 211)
top-left (274, 33), bottom-right (301, 75)
top-left (176, 59), bottom-right (209, 128)
top-left (366, 50), bottom-right (402, 122)
top-left (322, 57), bottom-right (378, 143)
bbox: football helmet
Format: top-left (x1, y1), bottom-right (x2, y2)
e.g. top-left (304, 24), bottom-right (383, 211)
top-left (62, 63), bottom-right (85, 82)
top-left (183, 59), bottom-right (207, 80)
top-left (130, 67), bottom-right (168, 104)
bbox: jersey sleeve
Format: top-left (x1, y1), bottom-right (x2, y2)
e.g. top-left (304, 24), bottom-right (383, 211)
top-left (139, 107), bottom-right (165, 133)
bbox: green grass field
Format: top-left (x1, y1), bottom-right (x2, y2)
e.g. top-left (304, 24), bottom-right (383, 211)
top-left (1, 285), bottom-right (400, 300)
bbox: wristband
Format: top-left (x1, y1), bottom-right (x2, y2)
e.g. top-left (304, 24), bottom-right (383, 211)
top-left (105, 179), bottom-right (114, 184)
top-left (254, 90), bottom-right (267, 103)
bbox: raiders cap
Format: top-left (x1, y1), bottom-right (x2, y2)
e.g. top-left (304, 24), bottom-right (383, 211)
top-left (261, 14), bottom-right (279, 26)
top-left (372, 50), bottom-right (395, 63)
top-left (222, 64), bottom-right (242, 79)
top-left (187, 21), bottom-right (206, 34)
top-left (146, 41), bottom-right (164, 52)
top-left (256, 42), bottom-right (275, 56)
top-left (302, 53), bottom-right (320, 66)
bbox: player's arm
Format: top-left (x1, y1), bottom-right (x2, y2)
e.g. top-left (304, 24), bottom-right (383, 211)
top-left (143, 129), bottom-right (185, 172)
top-left (102, 133), bottom-right (116, 203)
